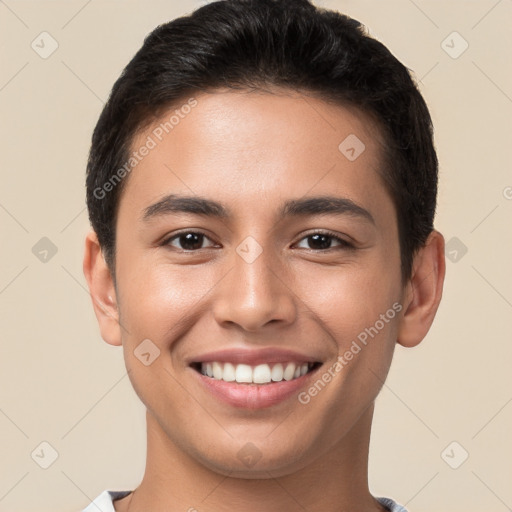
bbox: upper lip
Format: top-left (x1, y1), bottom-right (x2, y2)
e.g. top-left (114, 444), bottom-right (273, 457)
top-left (187, 347), bottom-right (323, 366)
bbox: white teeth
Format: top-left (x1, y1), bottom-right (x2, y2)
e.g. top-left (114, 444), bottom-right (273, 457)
top-left (235, 363), bottom-right (253, 383)
top-left (212, 362), bottom-right (223, 380)
top-left (271, 363), bottom-right (284, 381)
top-left (223, 362), bottom-right (236, 382)
top-left (253, 364), bottom-right (272, 384)
top-left (283, 362), bottom-right (296, 381)
top-left (199, 361), bottom-right (315, 384)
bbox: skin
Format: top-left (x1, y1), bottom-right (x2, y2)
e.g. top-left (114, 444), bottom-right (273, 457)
top-left (83, 88), bottom-right (445, 512)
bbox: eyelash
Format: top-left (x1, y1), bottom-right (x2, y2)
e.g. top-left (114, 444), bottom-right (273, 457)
top-left (160, 230), bottom-right (355, 252)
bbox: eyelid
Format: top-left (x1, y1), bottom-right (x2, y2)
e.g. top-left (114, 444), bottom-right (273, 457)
top-left (161, 229), bottom-right (218, 250)
top-left (293, 229), bottom-right (355, 249)
top-left (161, 229), bottom-right (354, 252)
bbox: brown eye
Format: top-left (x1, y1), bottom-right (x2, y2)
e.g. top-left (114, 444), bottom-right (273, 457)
top-left (164, 232), bottom-right (216, 251)
top-left (295, 232), bottom-right (353, 251)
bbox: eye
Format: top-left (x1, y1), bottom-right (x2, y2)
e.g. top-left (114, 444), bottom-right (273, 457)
top-left (161, 230), bottom-right (353, 252)
top-left (162, 231), bottom-right (217, 251)
top-left (294, 231), bottom-right (354, 251)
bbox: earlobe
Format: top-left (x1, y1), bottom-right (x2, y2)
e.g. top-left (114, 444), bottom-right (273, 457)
top-left (397, 230), bottom-right (446, 348)
top-left (82, 230), bottom-right (122, 346)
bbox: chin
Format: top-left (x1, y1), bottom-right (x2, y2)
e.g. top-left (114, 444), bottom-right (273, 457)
top-left (194, 439), bottom-right (314, 479)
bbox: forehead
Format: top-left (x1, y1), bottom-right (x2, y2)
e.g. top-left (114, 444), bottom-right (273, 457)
top-left (120, 89), bottom-right (391, 220)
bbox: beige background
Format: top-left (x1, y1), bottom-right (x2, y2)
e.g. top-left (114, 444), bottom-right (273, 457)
top-left (0, 0), bottom-right (511, 511)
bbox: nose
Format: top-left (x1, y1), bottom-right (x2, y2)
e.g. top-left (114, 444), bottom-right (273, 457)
top-left (211, 242), bottom-right (297, 332)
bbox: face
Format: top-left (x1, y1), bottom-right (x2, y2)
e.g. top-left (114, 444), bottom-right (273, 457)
top-left (109, 89), bottom-right (406, 477)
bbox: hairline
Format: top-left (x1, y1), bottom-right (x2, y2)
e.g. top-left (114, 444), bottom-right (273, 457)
top-left (105, 85), bottom-right (409, 284)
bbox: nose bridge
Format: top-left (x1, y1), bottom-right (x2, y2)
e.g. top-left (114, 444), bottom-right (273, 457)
top-left (236, 236), bottom-right (277, 299)
top-left (212, 234), bottom-right (296, 331)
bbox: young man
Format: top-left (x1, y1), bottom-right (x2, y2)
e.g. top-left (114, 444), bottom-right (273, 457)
top-left (82, 0), bottom-right (445, 510)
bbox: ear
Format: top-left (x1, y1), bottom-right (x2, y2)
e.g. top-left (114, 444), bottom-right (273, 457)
top-left (397, 230), bottom-right (446, 348)
top-left (82, 230), bottom-right (122, 346)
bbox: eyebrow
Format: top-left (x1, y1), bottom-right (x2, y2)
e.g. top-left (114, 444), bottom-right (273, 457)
top-left (141, 194), bottom-right (375, 225)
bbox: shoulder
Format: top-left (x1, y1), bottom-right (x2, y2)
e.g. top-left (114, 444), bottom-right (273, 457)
top-left (80, 490), bottom-right (133, 512)
top-left (376, 496), bottom-right (409, 512)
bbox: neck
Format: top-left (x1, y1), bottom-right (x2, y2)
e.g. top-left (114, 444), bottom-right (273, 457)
top-left (119, 403), bottom-right (385, 512)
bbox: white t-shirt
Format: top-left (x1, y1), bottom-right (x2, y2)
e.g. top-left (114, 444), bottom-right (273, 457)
top-left (81, 490), bottom-right (409, 512)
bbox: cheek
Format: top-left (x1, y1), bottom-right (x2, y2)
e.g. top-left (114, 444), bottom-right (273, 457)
top-left (117, 262), bottom-right (212, 342)
top-left (115, 263), bottom-right (207, 416)
top-left (298, 256), bottom-right (402, 337)
top-left (295, 253), bottom-right (402, 395)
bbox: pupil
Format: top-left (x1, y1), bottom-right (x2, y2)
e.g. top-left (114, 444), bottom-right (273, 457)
top-left (181, 233), bottom-right (202, 250)
top-left (309, 234), bottom-right (331, 250)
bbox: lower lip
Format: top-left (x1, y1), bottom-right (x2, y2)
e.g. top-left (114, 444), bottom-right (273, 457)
top-left (192, 366), bottom-right (320, 409)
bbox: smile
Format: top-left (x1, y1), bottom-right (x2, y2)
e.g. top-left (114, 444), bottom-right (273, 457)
top-left (187, 347), bottom-right (324, 408)
top-left (196, 361), bottom-right (320, 384)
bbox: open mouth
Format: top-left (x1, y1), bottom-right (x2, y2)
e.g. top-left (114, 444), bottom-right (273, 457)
top-left (190, 361), bottom-right (322, 385)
